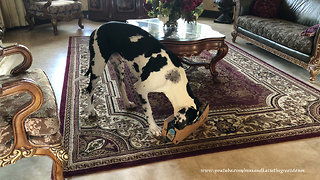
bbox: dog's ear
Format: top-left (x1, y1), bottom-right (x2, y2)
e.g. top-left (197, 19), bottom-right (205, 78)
top-left (185, 106), bottom-right (199, 125)
top-left (186, 83), bottom-right (202, 109)
top-left (178, 108), bottom-right (186, 114)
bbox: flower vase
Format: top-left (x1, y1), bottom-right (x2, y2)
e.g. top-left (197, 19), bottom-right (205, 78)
top-left (159, 15), bottom-right (179, 37)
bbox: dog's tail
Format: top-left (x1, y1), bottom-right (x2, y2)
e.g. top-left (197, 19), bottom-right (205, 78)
top-left (84, 29), bottom-right (96, 77)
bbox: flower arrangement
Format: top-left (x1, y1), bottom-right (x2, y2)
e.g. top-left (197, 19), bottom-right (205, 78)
top-left (144, 0), bottom-right (204, 27)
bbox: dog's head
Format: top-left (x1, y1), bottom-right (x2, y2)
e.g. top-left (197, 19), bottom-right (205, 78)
top-left (173, 106), bottom-right (200, 130)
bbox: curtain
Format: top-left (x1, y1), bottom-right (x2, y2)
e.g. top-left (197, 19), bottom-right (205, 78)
top-left (0, 7), bottom-right (4, 31)
top-left (0, 0), bottom-right (27, 29)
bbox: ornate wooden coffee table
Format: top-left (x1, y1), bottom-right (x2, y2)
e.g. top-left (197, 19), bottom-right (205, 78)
top-left (127, 18), bottom-right (228, 76)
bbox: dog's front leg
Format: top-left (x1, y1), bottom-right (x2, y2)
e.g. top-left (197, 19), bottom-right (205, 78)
top-left (87, 78), bottom-right (99, 118)
top-left (140, 93), bottom-right (162, 136)
top-left (135, 84), bottom-right (161, 136)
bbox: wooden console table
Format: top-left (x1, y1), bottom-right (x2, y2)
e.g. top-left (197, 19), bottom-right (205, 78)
top-left (127, 18), bottom-right (228, 76)
top-left (88, 0), bottom-right (148, 21)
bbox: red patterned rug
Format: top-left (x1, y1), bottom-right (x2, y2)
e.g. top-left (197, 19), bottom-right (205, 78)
top-left (60, 36), bottom-right (320, 177)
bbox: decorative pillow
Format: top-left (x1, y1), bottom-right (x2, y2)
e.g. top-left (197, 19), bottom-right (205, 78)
top-left (301, 24), bottom-right (320, 37)
top-left (252, 0), bottom-right (282, 18)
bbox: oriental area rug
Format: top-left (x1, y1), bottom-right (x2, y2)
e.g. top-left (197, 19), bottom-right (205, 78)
top-left (60, 36), bottom-right (320, 177)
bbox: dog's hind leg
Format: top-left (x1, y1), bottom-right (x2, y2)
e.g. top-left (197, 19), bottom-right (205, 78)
top-left (87, 77), bottom-right (100, 118)
top-left (110, 54), bottom-right (137, 109)
top-left (118, 61), bottom-right (137, 109)
top-left (86, 53), bottom-right (107, 118)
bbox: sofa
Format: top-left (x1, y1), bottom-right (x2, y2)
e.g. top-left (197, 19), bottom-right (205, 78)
top-left (231, 0), bottom-right (320, 81)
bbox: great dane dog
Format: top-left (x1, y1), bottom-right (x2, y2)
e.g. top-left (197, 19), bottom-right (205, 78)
top-left (85, 21), bottom-right (202, 136)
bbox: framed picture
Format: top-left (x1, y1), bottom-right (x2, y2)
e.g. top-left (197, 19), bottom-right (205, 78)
top-left (89, 0), bottom-right (103, 11)
top-left (116, 0), bottom-right (136, 12)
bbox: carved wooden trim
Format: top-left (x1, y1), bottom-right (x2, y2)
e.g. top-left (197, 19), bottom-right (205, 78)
top-left (233, 0), bottom-right (240, 31)
top-left (0, 44), bottom-right (33, 74)
top-left (0, 79), bottom-right (67, 179)
top-left (0, 144), bottom-right (68, 180)
top-left (308, 34), bottom-right (320, 81)
top-left (0, 147), bottom-right (36, 167)
top-left (49, 146), bottom-right (68, 166)
top-left (0, 79), bottom-right (42, 169)
top-left (236, 33), bottom-right (309, 69)
top-left (27, 11), bottom-right (83, 22)
top-left (35, 145), bottom-right (68, 180)
top-left (234, 32), bottom-right (320, 81)
top-left (43, 0), bottom-right (53, 16)
top-left (231, 30), bottom-right (238, 42)
top-left (210, 43), bottom-right (229, 76)
top-left (0, 79), bottom-right (43, 149)
top-left (161, 38), bottom-right (225, 57)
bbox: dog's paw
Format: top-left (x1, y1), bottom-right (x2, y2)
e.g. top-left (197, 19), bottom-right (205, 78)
top-left (148, 124), bottom-right (162, 137)
top-left (88, 112), bottom-right (98, 119)
top-left (125, 101), bottom-right (137, 109)
top-left (86, 107), bottom-right (98, 119)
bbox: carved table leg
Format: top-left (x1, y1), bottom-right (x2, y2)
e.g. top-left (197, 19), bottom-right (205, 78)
top-left (25, 13), bottom-right (34, 30)
top-left (78, 14), bottom-right (84, 29)
top-left (210, 43), bottom-right (228, 76)
top-left (35, 145), bottom-right (68, 180)
top-left (309, 64), bottom-right (320, 81)
top-left (308, 35), bottom-right (320, 81)
top-left (231, 31), bottom-right (238, 42)
top-left (51, 18), bottom-right (58, 35)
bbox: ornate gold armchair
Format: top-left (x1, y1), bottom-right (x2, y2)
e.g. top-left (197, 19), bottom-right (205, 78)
top-left (22, 0), bottom-right (84, 35)
top-left (0, 44), bottom-right (67, 180)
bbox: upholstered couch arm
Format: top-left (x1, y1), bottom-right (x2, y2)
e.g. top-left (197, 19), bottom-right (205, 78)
top-left (309, 26), bottom-right (320, 81)
top-left (234, 0), bottom-right (255, 30)
top-left (0, 78), bottom-right (43, 148)
top-left (312, 27), bottom-right (320, 55)
top-left (0, 44), bottom-right (33, 75)
top-left (235, 0), bottom-right (255, 16)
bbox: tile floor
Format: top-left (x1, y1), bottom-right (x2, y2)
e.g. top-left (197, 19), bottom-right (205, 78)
top-left (1, 17), bottom-right (320, 180)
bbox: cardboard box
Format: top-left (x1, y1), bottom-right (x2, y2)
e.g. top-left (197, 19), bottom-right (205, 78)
top-left (162, 104), bottom-right (209, 144)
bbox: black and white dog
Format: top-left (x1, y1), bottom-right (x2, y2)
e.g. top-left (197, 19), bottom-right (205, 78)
top-left (85, 21), bottom-right (201, 136)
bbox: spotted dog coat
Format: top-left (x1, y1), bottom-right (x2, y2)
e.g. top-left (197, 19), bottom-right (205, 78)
top-left (85, 21), bottom-right (201, 136)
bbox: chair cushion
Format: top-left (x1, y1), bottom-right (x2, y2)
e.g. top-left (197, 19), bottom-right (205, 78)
top-left (29, 0), bottom-right (82, 18)
top-left (0, 125), bottom-right (13, 156)
top-left (25, 118), bottom-right (60, 136)
top-left (237, 15), bottom-right (314, 55)
top-left (0, 69), bottom-right (61, 156)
